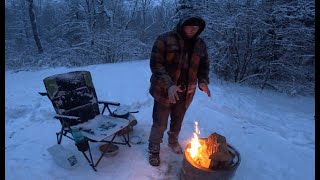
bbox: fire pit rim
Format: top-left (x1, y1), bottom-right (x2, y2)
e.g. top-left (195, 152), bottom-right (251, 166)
top-left (184, 138), bottom-right (241, 172)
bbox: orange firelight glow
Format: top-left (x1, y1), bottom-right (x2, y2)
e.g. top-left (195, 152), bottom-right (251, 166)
top-left (186, 121), bottom-right (210, 167)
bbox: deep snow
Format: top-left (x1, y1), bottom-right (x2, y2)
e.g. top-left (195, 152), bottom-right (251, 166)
top-left (5, 60), bottom-right (315, 180)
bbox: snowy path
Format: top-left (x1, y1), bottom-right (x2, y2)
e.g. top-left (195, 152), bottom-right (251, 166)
top-left (5, 60), bottom-right (314, 180)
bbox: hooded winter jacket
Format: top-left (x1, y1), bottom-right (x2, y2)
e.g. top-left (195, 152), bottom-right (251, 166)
top-left (149, 16), bottom-right (210, 107)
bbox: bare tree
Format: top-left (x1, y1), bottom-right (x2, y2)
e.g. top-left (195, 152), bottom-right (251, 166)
top-left (140, 0), bottom-right (152, 29)
top-left (26, 0), bottom-right (43, 53)
top-left (125, 0), bottom-right (139, 30)
top-left (6, 0), bottom-right (314, 95)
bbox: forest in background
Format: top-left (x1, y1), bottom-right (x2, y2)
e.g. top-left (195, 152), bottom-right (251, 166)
top-left (5, 0), bottom-right (315, 95)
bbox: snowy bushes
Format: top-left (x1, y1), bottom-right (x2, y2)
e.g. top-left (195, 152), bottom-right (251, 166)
top-left (5, 0), bottom-right (314, 95)
top-left (5, 0), bottom-right (174, 70)
top-left (194, 0), bottom-right (314, 95)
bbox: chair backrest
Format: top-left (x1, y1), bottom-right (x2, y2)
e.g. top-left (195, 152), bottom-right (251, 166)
top-left (43, 71), bottom-right (100, 122)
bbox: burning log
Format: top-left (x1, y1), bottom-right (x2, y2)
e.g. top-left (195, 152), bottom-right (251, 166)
top-left (182, 138), bottom-right (241, 180)
top-left (206, 132), bottom-right (233, 170)
top-left (182, 122), bottom-right (240, 180)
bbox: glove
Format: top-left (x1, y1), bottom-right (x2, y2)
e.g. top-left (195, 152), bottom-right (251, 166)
top-left (168, 85), bottom-right (183, 104)
top-left (199, 83), bottom-right (211, 97)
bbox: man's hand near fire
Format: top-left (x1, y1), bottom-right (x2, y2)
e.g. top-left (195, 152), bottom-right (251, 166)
top-left (168, 85), bottom-right (183, 104)
top-left (199, 83), bottom-right (211, 97)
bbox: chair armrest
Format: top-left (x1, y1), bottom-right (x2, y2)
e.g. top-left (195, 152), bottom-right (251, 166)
top-left (54, 115), bottom-right (81, 123)
top-left (98, 101), bottom-right (120, 106)
top-left (38, 92), bottom-right (48, 96)
top-left (98, 101), bottom-right (120, 115)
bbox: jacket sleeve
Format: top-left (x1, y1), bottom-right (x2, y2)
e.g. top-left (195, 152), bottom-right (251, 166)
top-left (197, 40), bottom-right (210, 85)
top-left (150, 36), bottom-right (174, 90)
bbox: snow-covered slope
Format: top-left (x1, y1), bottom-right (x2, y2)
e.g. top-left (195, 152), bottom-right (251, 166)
top-left (5, 60), bottom-right (315, 180)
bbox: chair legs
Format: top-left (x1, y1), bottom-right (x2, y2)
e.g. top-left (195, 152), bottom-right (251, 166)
top-left (56, 127), bottom-right (132, 171)
top-left (56, 126), bottom-right (65, 144)
top-left (99, 132), bottom-right (131, 147)
top-left (120, 133), bottom-right (131, 147)
top-left (81, 145), bottom-right (97, 171)
top-left (56, 128), bottom-right (73, 144)
top-left (82, 134), bottom-right (131, 171)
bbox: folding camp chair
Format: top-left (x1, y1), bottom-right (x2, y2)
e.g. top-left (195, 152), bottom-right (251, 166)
top-left (39, 71), bottom-right (138, 171)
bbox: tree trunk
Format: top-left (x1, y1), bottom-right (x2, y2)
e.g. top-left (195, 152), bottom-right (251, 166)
top-left (27, 0), bottom-right (43, 53)
top-left (261, 65), bottom-right (271, 89)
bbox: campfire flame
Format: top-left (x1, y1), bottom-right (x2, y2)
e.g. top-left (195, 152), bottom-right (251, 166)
top-left (189, 132), bottom-right (201, 158)
top-left (187, 121), bottom-right (210, 167)
top-left (187, 121), bottom-right (201, 158)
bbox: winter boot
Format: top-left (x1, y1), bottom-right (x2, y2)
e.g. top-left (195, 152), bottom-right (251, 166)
top-left (168, 142), bottom-right (183, 154)
top-left (149, 152), bottom-right (160, 166)
top-left (168, 132), bottom-right (183, 154)
top-left (148, 143), bottom-right (160, 166)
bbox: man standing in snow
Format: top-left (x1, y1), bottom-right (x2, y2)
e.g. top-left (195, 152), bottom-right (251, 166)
top-left (148, 15), bottom-right (211, 166)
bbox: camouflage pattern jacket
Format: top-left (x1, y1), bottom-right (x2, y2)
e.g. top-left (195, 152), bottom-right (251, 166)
top-left (149, 16), bottom-right (210, 107)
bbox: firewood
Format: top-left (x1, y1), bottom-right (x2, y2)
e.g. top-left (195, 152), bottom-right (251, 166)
top-left (206, 132), bottom-right (232, 169)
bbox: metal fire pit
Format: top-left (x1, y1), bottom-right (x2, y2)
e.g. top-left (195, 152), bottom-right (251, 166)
top-left (181, 138), bottom-right (241, 180)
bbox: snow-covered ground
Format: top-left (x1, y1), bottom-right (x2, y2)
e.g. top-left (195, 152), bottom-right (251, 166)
top-left (5, 60), bottom-right (315, 180)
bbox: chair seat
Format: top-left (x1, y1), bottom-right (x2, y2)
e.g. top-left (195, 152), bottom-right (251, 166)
top-left (71, 115), bottom-right (129, 141)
